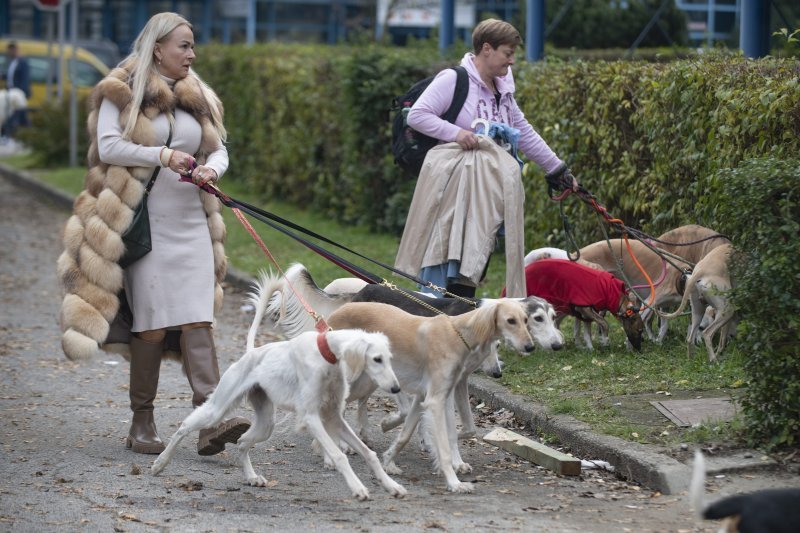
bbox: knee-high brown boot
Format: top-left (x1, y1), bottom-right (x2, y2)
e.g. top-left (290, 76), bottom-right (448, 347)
top-left (180, 327), bottom-right (250, 456)
top-left (127, 336), bottom-right (166, 454)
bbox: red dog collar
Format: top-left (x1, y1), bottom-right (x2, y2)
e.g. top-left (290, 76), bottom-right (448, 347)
top-left (316, 332), bottom-right (337, 365)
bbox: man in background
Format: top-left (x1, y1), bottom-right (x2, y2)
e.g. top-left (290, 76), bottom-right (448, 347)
top-left (2, 42), bottom-right (31, 141)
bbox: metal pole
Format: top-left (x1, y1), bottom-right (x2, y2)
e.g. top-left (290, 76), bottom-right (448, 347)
top-left (740, 0), bottom-right (770, 58)
top-left (526, 0), bottom-right (545, 61)
top-left (57, 0), bottom-right (66, 103)
top-left (439, 0), bottom-right (455, 53)
top-left (69, 0), bottom-right (78, 167)
top-left (46, 11), bottom-right (54, 104)
top-left (246, 0), bottom-right (256, 45)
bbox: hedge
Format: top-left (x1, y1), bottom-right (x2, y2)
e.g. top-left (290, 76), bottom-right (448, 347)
top-left (698, 157), bottom-right (800, 448)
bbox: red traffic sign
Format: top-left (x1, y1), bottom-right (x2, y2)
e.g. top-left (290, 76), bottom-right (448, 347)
top-left (32, 0), bottom-right (65, 11)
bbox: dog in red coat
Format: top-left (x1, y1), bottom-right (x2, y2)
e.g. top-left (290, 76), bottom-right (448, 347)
top-left (519, 259), bottom-right (644, 351)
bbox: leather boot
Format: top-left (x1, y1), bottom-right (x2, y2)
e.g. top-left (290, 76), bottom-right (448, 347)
top-left (181, 327), bottom-right (250, 456)
top-left (126, 336), bottom-right (166, 454)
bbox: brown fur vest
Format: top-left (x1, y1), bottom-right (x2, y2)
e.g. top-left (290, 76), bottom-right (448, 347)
top-left (57, 63), bottom-right (227, 361)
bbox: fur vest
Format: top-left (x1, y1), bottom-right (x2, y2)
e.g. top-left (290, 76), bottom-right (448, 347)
top-left (57, 63), bottom-right (227, 361)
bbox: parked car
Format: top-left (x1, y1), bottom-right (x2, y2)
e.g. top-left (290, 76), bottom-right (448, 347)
top-left (0, 38), bottom-right (109, 109)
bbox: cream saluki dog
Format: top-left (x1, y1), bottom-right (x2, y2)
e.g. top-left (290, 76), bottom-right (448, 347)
top-left (328, 299), bottom-right (535, 493)
top-left (661, 244), bottom-right (736, 362)
top-left (379, 296), bottom-right (562, 444)
top-left (152, 274), bottom-right (407, 501)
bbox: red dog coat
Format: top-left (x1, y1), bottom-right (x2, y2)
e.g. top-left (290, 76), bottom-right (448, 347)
top-left (504, 259), bottom-right (624, 315)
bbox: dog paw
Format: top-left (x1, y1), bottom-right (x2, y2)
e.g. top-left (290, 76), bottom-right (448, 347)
top-left (352, 486), bottom-right (370, 501)
top-left (385, 481), bottom-right (407, 498)
top-left (151, 460), bottom-right (165, 476)
top-left (448, 481), bottom-right (475, 493)
top-left (458, 430), bottom-right (476, 440)
top-left (454, 462), bottom-right (473, 475)
top-left (383, 461), bottom-right (403, 475)
top-left (246, 475), bottom-right (269, 487)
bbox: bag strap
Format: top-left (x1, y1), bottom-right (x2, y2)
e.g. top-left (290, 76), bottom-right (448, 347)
top-left (144, 123), bottom-right (174, 195)
top-left (441, 66), bottom-right (469, 124)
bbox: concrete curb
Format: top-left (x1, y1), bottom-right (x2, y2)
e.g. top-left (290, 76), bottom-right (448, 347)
top-left (0, 161), bottom-right (774, 495)
top-left (466, 376), bottom-right (691, 494)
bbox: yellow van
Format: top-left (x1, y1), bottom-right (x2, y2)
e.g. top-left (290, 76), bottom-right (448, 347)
top-left (0, 38), bottom-right (109, 109)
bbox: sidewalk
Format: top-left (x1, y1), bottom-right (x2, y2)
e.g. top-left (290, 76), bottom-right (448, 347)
top-left (0, 160), bottom-right (780, 496)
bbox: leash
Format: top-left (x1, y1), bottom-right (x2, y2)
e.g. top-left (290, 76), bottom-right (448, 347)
top-left (548, 176), bottom-right (729, 318)
top-left (181, 177), bottom-right (477, 304)
top-left (379, 280), bottom-right (473, 351)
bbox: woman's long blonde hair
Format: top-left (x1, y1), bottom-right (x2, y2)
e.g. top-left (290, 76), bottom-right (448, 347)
top-left (121, 12), bottom-right (226, 142)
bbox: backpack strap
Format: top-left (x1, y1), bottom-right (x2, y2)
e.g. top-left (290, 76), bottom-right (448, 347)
top-left (441, 66), bottom-right (469, 124)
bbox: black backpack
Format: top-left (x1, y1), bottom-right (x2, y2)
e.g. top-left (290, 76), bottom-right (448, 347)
top-left (391, 66), bottom-right (469, 176)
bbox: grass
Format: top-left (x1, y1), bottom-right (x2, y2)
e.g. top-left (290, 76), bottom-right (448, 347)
top-left (5, 155), bottom-right (748, 448)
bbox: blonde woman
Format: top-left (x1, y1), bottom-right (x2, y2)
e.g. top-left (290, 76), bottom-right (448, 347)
top-left (57, 12), bottom-right (249, 455)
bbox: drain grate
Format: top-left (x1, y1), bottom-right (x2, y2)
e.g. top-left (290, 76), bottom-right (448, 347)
top-left (650, 397), bottom-right (737, 427)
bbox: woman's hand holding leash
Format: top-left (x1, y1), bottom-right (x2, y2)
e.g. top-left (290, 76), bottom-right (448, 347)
top-left (168, 151), bottom-right (216, 187)
top-left (191, 165), bottom-right (217, 187)
top-left (167, 149), bottom-right (196, 177)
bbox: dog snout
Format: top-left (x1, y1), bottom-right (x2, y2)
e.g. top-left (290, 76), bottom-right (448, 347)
top-left (490, 370), bottom-right (502, 378)
top-left (524, 342), bottom-right (535, 353)
top-left (551, 341), bottom-right (563, 351)
top-left (390, 384), bottom-right (401, 394)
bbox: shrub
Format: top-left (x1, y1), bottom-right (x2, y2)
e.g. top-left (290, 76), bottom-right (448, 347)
top-left (513, 54), bottom-right (800, 249)
top-left (698, 157), bottom-right (800, 449)
top-left (16, 95), bottom-right (90, 167)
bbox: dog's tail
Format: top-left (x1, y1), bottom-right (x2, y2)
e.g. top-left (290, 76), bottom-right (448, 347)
top-left (273, 263), bottom-right (356, 338)
top-left (660, 271), bottom-right (696, 320)
top-left (247, 270), bottom-right (288, 352)
top-left (689, 449), bottom-right (707, 520)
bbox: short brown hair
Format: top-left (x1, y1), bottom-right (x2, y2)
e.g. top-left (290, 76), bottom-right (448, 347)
top-left (472, 19), bottom-right (522, 53)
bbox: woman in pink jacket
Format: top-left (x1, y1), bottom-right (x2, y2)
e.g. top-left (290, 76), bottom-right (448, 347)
top-left (407, 18), bottom-right (577, 297)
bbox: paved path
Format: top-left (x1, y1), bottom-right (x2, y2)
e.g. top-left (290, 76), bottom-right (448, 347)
top-left (1, 170), bottom-right (798, 532)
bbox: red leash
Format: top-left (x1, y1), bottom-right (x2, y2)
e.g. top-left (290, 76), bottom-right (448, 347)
top-left (181, 176), bottom-right (336, 362)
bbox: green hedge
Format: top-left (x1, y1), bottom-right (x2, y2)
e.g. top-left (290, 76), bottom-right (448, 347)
top-left (698, 157), bottom-right (800, 449)
top-left (512, 53), bottom-right (800, 247)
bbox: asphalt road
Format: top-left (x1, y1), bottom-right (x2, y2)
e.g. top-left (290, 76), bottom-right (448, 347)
top-left (1, 172), bottom-right (798, 533)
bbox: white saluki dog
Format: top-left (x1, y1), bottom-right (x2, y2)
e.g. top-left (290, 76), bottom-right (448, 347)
top-left (152, 273), bottom-right (407, 501)
top-left (328, 299), bottom-right (535, 493)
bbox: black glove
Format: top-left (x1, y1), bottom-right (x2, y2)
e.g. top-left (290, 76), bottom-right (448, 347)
top-left (544, 163), bottom-right (576, 192)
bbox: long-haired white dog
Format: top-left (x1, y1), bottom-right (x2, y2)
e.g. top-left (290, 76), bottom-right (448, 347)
top-left (152, 273), bottom-right (407, 501)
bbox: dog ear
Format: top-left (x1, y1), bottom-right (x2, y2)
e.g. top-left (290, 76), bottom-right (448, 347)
top-left (470, 303), bottom-right (499, 345)
top-left (342, 338), bottom-right (367, 382)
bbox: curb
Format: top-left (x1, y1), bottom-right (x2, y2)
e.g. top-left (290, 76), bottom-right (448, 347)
top-left (0, 162), bottom-right (774, 495)
top-left (467, 376), bottom-right (692, 494)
